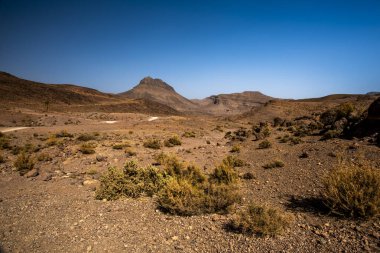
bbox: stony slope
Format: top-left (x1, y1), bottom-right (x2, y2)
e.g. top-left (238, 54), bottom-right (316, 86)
top-left (192, 91), bottom-right (273, 115)
top-left (0, 72), bottom-right (178, 115)
top-left (119, 77), bottom-right (199, 112)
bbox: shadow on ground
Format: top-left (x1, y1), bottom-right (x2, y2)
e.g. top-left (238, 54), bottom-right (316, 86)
top-left (285, 195), bottom-right (331, 215)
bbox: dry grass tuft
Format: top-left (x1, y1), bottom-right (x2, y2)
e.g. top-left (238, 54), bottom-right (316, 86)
top-left (164, 136), bottom-right (182, 147)
top-left (228, 203), bottom-right (291, 237)
top-left (14, 152), bottom-right (34, 175)
top-left (321, 159), bottom-right (380, 218)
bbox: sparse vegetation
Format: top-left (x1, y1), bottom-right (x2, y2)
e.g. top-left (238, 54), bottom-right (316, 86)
top-left (46, 136), bottom-right (60, 146)
top-left (321, 160), bottom-right (380, 218)
top-left (79, 143), bottom-right (96, 154)
top-left (96, 160), bottom-right (167, 200)
top-left (96, 155), bottom-right (241, 216)
top-left (77, 133), bottom-right (97, 141)
top-left (242, 172), bottom-right (255, 180)
top-left (259, 140), bottom-right (272, 149)
top-left (14, 152), bottom-right (34, 175)
top-left (0, 134), bottom-right (11, 150)
top-left (37, 153), bottom-right (52, 162)
top-left (182, 131), bottom-right (196, 138)
top-left (143, 139), bottom-right (162, 149)
top-left (228, 203), bottom-right (290, 237)
top-left (222, 155), bottom-right (245, 168)
top-left (125, 148), bottom-right (137, 157)
top-left (263, 160), bottom-right (284, 169)
top-left (113, 143), bottom-right (130, 150)
top-left (0, 153), bottom-right (4, 163)
top-left (164, 136), bottom-right (182, 147)
top-left (55, 130), bottom-right (73, 138)
top-left (230, 145), bottom-right (240, 153)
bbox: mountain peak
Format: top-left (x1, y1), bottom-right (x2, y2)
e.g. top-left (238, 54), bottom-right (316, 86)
top-left (137, 76), bottom-right (175, 91)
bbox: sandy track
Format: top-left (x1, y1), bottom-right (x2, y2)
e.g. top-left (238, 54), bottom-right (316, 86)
top-left (0, 127), bottom-right (30, 133)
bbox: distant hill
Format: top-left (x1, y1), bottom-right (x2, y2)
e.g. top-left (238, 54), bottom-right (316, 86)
top-left (119, 77), bottom-right (199, 112)
top-left (0, 72), bottom-right (178, 115)
top-left (192, 91), bottom-right (273, 115)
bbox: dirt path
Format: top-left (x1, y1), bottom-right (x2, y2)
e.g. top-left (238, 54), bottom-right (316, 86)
top-left (148, 117), bottom-right (159, 121)
top-left (0, 127), bottom-right (30, 133)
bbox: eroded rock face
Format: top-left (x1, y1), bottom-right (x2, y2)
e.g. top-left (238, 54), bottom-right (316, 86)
top-left (347, 98), bottom-right (380, 138)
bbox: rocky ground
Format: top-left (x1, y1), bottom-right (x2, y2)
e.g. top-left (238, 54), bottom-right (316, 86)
top-left (0, 110), bottom-right (379, 253)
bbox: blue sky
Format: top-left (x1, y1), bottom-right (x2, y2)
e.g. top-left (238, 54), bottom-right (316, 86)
top-left (1, 0), bottom-right (379, 99)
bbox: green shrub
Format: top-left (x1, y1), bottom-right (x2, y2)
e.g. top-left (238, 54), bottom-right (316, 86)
top-left (259, 140), bottom-right (272, 149)
top-left (95, 161), bottom-right (167, 200)
top-left (79, 143), bottom-right (96, 154)
top-left (228, 203), bottom-right (290, 237)
top-left (263, 160), bottom-right (284, 169)
top-left (143, 139), bottom-right (161, 149)
top-left (321, 161), bottom-right (380, 218)
top-left (164, 136), bottom-right (182, 147)
top-left (14, 152), bottom-right (34, 175)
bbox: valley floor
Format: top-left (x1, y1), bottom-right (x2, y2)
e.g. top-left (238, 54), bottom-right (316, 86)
top-left (0, 110), bottom-right (379, 252)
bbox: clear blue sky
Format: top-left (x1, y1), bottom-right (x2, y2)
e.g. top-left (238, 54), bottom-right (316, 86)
top-left (1, 0), bottom-right (379, 99)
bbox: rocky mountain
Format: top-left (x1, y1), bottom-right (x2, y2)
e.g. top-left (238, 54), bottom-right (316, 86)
top-left (119, 77), bottom-right (199, 112)
top-left (192, 91), bottom-right (273, 115)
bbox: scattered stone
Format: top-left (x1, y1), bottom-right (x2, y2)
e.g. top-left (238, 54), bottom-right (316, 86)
top-left (25, 169), bottom-right (39, 178)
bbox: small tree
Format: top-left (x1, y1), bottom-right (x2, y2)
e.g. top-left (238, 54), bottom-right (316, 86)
top-left (44, 100), bottom-right (50, 112)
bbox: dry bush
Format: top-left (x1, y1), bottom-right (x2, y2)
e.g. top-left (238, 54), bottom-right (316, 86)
top-left (125, 148), bottom-right (137, 157)
top-left (0, 134), bottom-right (11, 150)
top-left (263, 160), bottom-right (284, 169)
top-left (222, 155), bottom-right (245, 168)
top-left (0, 153), bottom-right (4, 163)
top-left (228, 203), bottom-right (291, 237)
top-left (157, 157), bottom-right (241, 216)
top-left (77, 133), bottom-right (97, 141)
top-left (113, 143), bottom-right (130, 150)
top-left (14, 152), bottom-right (34, 175)
top-left (79, 143), bottom-right (96, 154)
top-left (55, 130), bottom-right (73, 138)
top-left (157, 178), bottom-right (240, 216)
top-left (37, 153), bottom-right (52, 162)
top-left (322, 130), bottom-right (340, 140)
top-left (97, 155), bottom-right (241, 216)
top-left (230, 145), bottom-right (240, 153)
top-left (321, 160), bottom-right (380, 218)
top-left (242, 172), bottom-right (255, 180)
top-left (209, 164), bottom-right (238, 185)
top-left (143, 139), bottom-right (162, 149)
top-left (95, 161), bottom-right (167, 200)
top-left (259, 140), bottom-right (272, 149)
top-left (164, 136), bottom-right (182, 147)
top-left (182, 131), bottom-right (196, 138)
top-left (46, 136), bottom-right (60, 146)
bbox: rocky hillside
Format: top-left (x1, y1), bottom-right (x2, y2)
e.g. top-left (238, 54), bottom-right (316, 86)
top-left (0, 72), bottom-right (178, 115)
top-left (192, 91), bottom-right (273, 115)
top-left (119, 77), bottom-right (199, 112)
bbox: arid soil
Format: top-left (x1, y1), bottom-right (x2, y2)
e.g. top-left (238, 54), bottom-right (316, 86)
top-left (0, 107), bottom-right (379, 253)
